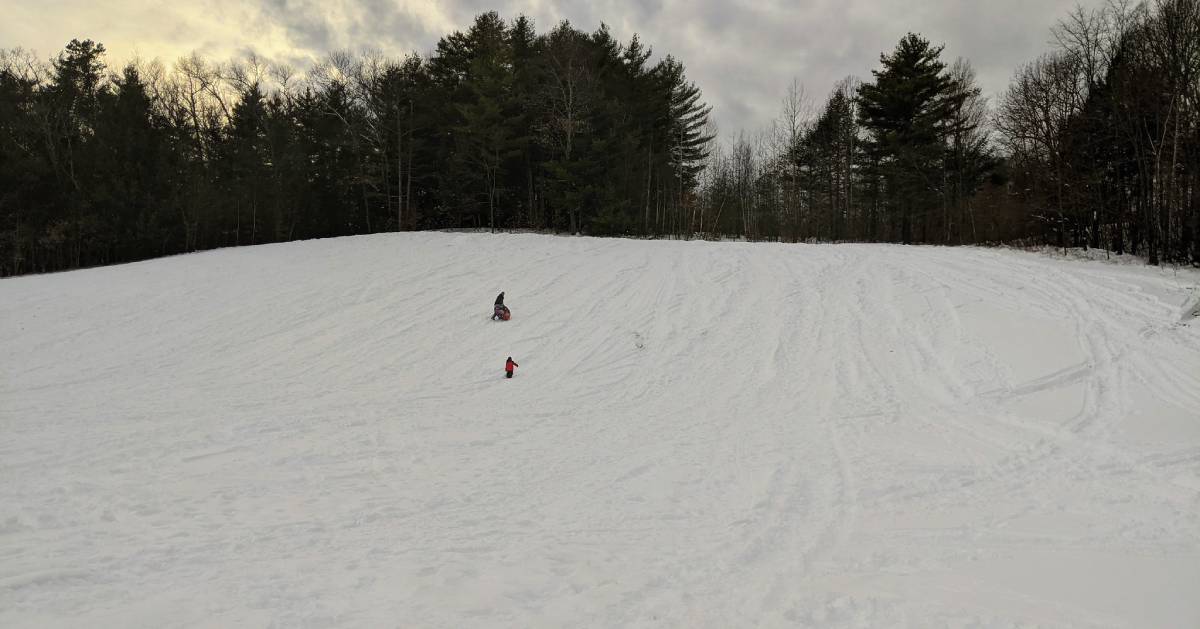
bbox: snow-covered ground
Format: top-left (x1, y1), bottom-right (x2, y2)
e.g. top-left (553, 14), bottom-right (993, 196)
top-left (3, 233), bottom-right (1199, 628)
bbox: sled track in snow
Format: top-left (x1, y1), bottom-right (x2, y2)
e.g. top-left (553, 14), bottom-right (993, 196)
top-left (2, 233), bottom-right (1199, 628)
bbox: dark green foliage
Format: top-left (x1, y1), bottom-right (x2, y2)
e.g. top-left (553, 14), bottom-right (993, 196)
top-left (857, 33), bottom-right (965, 243)
top-left (3, 3), bottom-right (1194, 275)
top-left (802, 86), bottom-right (857, 241)
top-left (704, 36), bottom-right (996, 247)
top-left (0, 18), bottom-right (714, 276)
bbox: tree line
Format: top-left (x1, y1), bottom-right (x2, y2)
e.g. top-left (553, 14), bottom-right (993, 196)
top-left (697, 45), bottom-right (995, 246)
top-left (1, 2), bottom-right (1196, 276)
top-left (697, 0), bottom-right (1197, 266)
top-left (0, 13), bottom-right (711, 275)
top-left (997, 0), bottom-right (1199, 265)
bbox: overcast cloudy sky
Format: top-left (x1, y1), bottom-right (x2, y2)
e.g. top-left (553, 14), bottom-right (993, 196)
top-left (7, 0), bottom-right (1105, 136)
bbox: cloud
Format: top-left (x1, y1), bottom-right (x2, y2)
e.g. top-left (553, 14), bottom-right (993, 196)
top-left (4, 0), bottom-right (1106, 137)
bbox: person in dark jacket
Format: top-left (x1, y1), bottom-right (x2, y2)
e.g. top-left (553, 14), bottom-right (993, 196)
top-left (505, 357), bottom-right (518, 378)
top-left (492, 292), bottom-right (510, 320)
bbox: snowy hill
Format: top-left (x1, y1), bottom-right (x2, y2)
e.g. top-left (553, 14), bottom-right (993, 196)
top-left (3, 233), bottom-right (1199, 628)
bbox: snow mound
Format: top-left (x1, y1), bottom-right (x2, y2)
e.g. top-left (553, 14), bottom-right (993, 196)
top-left (1183, 295), bottom-right (1200, 322)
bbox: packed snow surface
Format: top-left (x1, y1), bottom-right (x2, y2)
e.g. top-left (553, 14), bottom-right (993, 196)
top-left (3, 233), bottom-right (1200, 628)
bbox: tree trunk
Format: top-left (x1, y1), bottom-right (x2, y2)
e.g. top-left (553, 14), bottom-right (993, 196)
top-left (405, 103), bottom-right (414, 230)
top-left (397, 105), bottom-right (404, 231)
top-left (644, 145), bottom-right (652, 234)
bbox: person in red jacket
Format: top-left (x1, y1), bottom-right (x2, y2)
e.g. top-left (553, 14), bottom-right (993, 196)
top-left (505, 356), bottom-right (518, 379)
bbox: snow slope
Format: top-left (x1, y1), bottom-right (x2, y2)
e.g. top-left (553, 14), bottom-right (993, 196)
top-left (2, 233), bottom-right (1199, 628)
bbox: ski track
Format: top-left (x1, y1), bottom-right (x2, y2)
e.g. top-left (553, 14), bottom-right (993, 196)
top-left (2, 233), bottom-right (1199, 628)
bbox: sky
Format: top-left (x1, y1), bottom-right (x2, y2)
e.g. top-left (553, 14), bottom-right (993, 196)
top-left (5, 0), bottom-right (1106, 137)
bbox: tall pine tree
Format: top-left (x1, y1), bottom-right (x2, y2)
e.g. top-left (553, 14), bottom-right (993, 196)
top-left (857, 33), bottom-right (963, 243)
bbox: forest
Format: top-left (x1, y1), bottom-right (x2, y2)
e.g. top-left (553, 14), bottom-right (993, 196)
top-left (1, 0), bottom-right (1197, 275)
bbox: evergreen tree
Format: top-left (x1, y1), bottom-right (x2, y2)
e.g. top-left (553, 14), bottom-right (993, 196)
top-left (222, 84), bottom-right (269, 244)
top-left (506, 15), bottom-right (541, 229)
top-left (45, 39), bottom-right (108, 266)
top-left (660, 56), bottom-right (713, 234)
top-left (536, 21), bottom-right (600, 234)
top-left (88, 65), bottom-right (168, 260)
top-left (454, 14), bottom-right (520, 232)
top-left (0, 51), bottom-right (51, 274)
top-left (804, 86), bottom-right (856, 241)
top-left (857, 33), bottom-right (963, 243)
